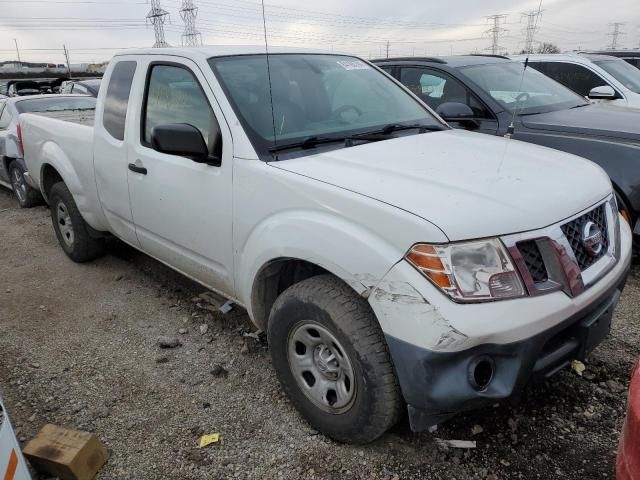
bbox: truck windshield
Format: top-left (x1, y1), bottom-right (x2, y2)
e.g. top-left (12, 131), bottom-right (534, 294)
top-left (209, 54), bottom-right (444, 158)
top-left (15, 96), bottom-right (96, 114)
top-left (593, 59), bottom-right (640, 94)
top-left (460, 62), bottom-right (588, 115)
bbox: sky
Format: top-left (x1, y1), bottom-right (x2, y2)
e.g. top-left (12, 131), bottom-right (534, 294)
top-left (0, 0), bottom-right (639, 64)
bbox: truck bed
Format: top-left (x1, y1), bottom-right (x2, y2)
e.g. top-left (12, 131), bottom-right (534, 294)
top-left (35, 109), bottom-right (95, 127)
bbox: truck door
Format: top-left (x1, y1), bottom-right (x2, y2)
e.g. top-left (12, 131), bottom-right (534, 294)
top-left (127, 58), bottom-right (235, 296)
top-left (93, 60), bottom-right (140, 247)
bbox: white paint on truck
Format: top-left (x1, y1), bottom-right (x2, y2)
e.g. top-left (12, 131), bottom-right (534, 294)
top-left (19, 46), bottom-right (632, 440)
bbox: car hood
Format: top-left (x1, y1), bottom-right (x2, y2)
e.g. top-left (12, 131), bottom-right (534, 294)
top-left (520, 104), bottom-right (640, 142)
top-left (270, 129), bottom-right (611, 241)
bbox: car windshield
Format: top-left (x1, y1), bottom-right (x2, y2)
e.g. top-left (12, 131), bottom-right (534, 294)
top-left (460, 61), bottom-right (588, 115)
top-left (209, 54), bottom-right (443, 158)
top-left (15, 96), bottom-right (96, 114)
top-left (593, 59), bottom-right (640, 94)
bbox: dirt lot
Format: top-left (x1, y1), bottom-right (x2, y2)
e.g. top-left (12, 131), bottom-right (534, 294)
top-left (0, 188), bottom-right (638, 480)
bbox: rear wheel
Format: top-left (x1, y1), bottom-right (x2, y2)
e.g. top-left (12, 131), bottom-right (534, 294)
top-left (268, 274), bottom-right (402, 444)
top-left (9, 161), bottom-right (41, 208)
top-left (49, 182), bottom-right (105, 262)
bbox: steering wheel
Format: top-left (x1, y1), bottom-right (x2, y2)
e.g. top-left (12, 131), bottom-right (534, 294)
top-left (515, 92), bottom-right (530, 103)
top-left (332, 105), bottom-right (363, 122)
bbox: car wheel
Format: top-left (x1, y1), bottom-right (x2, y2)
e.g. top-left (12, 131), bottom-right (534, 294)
top-left (9, 161), bottom-right (41, 208)
top-left (268, 274), bottom-right (402, 444)
top-left (49, 181), bottom-right (105, 262)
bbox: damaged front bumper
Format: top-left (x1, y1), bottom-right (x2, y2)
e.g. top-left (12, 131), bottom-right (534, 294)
top-left (386, 274), bottom-right (627, 431)
top-left (367, 217), bottom-right (632, 432)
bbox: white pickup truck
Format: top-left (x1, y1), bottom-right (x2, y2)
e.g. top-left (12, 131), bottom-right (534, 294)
top-left (20, 47), bottom-right (632, 444)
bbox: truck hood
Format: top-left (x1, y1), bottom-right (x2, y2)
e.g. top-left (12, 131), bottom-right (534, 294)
top-left (520, 104), bottom-right (640, 142)
top-left (270, 129), bottom-right (611, 241)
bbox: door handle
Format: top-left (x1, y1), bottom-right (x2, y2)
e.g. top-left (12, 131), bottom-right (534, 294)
top-left (128, 162), bottom-right (147, 175)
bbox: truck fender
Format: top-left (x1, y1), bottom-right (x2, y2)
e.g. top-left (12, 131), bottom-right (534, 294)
top-left (238, 209), bottom-right (419, 329)
top-left (37, 145), bottom-right (109, 232)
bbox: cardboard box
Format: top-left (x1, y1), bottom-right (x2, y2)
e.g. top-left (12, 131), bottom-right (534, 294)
top-left (23, 425), bottom-right (109, 480)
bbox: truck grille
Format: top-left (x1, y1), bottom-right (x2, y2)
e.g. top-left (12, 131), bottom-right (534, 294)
top-left (561, 204), bottom-right (609, 271)
top-left (518, 240), bottom-right (548, 283)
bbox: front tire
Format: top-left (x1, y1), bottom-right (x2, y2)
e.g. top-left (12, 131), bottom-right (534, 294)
top-left (9, 161), bottom-right (41, 208)
top-left (49, 182), bottom-right (105, 262)
top-left (268, 275), bottom-right (402, 444)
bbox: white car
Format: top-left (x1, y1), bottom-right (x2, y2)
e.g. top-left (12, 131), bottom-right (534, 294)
top-left (0, 398), bottom-right (31, 480)
top-left (510, 53), bottom-right (640, 108)
top-left (20, 46), bottom-right (632, 443)
top-left (0, 94), bottom-right (95, 207)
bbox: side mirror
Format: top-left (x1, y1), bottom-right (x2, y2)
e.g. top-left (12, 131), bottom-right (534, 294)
top-left (588, 85), bottom-right (616, 100)
top-left (436, 102), bottom-right (479, 129)
top-left (151, 123), bottom-right (210, 162)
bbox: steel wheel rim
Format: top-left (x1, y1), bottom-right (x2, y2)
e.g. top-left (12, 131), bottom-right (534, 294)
top-left (56, 200), bottom-right (75, 247)
top-left (287, 321), bottom-right (357, 414)
top-left (11, 168), bottom-right (26, 203)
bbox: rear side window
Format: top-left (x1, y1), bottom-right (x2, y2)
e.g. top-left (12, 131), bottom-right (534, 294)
top-left (530, 62), bottom-right (610, 97)
top-left (103, 61), bottom-right (137, 141)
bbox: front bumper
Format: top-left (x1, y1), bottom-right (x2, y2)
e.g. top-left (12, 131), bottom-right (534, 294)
top-left (368, 211), bottom-right (632, 431)
top-left (385, 271), bottom-right (628, 430)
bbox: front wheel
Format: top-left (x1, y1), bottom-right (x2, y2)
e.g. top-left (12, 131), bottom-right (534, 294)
top-left (9, 161), bottom-right (41, 208)
top-left (49, 182), bottom-right (105, 262)
top-left (268, 275), bottom-right (402, 444)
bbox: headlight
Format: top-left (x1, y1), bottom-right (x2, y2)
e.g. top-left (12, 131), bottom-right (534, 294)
top-left (405, 239), bottom-right (526, 303)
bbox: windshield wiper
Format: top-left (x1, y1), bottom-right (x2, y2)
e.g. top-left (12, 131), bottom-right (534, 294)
top-left (378, 123), bottom-right (444, 134)
top-left (268, 124), bottom-right (442, 155)
top-left (269, 136), bottom-right (352, 153)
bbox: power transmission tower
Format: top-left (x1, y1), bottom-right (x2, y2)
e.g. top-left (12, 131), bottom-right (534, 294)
top-left (386, 40), bottom-right (390, 59)
top-left (180, 0), bottom-right (202, 47)
top-left (607, 22), bottom-right (625, 49)
top-left (485, 14), bottom-right (508, 55)
top-left (147, 0), bottom-right (170, 48)
top-left (522, 10), bottom-right (542, 54)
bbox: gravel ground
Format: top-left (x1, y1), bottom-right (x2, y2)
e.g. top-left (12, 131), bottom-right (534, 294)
top-left (0, 187), bottom-right (638, 480)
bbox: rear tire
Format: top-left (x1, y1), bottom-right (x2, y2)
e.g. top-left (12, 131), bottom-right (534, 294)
top-left (49, 181), bottom-right (105, 262)
top-left (9, 161), bottom-right (41, 208)
top-left (268, 274), bottom-right (402, 444)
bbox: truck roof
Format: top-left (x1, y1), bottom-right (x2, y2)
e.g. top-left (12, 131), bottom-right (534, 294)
top-left (113, 45), bottom-right (339, 60)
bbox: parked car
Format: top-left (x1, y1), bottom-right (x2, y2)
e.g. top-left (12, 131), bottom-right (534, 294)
top-left (0, 397), bottom-right (31, 480)
top-left (509, 53), bottom-right (640, 108)
top-left (617, 361), bottom-right (640, 480)
top-left (374, 56), bottom-right (640, 238)
top-left (0, 94), bottom-right (96, 207)
top-left (60, 79), bottom-right (101, 97)
top-left (584, 50), bottom-right (640, 70)
top-left (21, 47), bottom-right (631, 443)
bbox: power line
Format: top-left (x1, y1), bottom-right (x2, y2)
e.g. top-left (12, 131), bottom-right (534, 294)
top-left (485, 14), bottom-right (508, 55)
top-left (180, 0), bottom-right (202, 47)
top-left (146, 0), bottom-right (170, 48)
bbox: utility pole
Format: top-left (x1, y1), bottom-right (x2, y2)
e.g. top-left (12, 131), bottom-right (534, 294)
top-left (522, 10), bottom-right (542, 54)
top-left (607, 22), bottom-right (625, 50)
top-left (63, 45), bottom-right (71, 76)
top-left (385, 40), bottom-right (390, 59)
top-left (147, 0), bottom-right (170, 48)
top-left (180, 0), bottom-right (202, 47)
top-left (13, 39), bottom-right (21, 68)
top-left (485, 14), bottom-right (508, 55)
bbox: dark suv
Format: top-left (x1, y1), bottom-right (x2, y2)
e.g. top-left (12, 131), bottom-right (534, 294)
top-left (373, 55), bottom-right (640, 240)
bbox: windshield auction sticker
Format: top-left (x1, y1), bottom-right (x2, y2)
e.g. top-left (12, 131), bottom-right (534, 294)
top-left (336, 60), bottom-right (370, 71)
